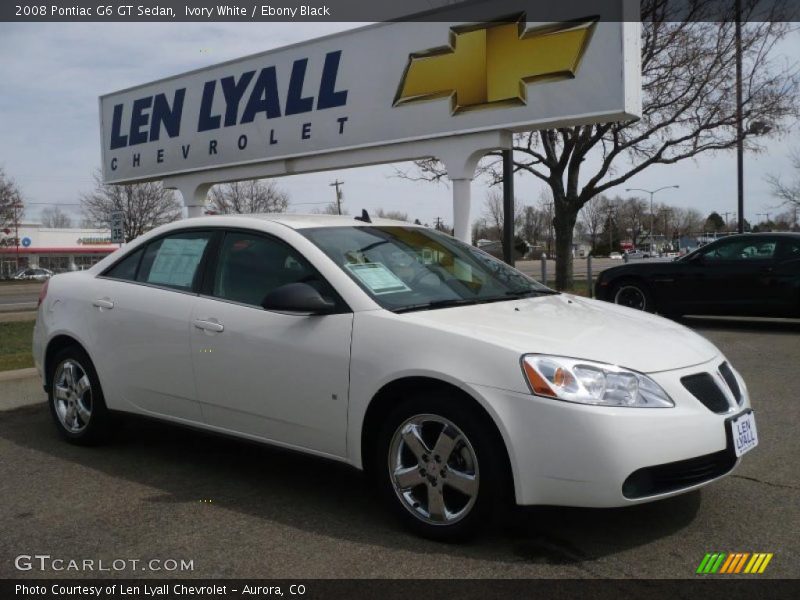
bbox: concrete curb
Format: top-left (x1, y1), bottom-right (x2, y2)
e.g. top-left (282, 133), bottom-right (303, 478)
top-left (0, 367), bottom-right (38, 381)
top-left (0, 310), bottom-right (36, 322)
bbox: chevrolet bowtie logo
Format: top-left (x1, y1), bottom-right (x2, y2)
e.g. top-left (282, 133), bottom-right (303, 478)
top-left (394, 16), bottom-right (597, 114)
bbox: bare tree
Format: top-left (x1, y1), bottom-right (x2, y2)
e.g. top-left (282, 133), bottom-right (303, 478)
top-left (313, 202), bottom-right (349, 215)
top-left (670, 206), bottom-right (705, 237)
top-left (400, 1), bottom-right (799, 288)
top-left (207, 180), bottom-right (289, 214)
top-left (40, 206), bottom-right (73, 228)
top-left (766, 149), bottom-right (800, 212)
top-left (0, 168), bottom-right (24, 230)
top-left (81, 171), bottom-right (182, 242)
top-left (520, 205), bottom-right (548, 246)
top-left (376, 208), bottom-right (409, 221)
top-left (617, 197), bottom-right (649, 248)
top-left (578, 194), bottom-right (611, 251)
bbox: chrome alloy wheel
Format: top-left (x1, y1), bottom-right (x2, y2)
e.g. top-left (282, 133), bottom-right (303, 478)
top-left (53, 359), bottom-right (93, 433)
top-left (388, 414), bottom-right (479, 526)
top-left (614, 285), bottom-right (647, 310)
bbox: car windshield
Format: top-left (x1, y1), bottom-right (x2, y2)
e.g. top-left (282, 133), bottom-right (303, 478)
top-left (301, 226), bottom-right (556, 312)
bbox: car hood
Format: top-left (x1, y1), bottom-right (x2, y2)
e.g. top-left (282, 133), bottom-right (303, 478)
top-left (400, 294), bottom-right (720, 373)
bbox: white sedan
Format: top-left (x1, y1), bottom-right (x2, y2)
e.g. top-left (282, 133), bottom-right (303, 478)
top-left (32, 215), bottom-right (757, 540)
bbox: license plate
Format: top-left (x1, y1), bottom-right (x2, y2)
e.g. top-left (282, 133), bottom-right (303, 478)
top-left (730, 411), bottom-right (758, 457)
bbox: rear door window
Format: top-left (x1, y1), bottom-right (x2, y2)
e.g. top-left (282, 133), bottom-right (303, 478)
top-left (137, 231), bottom-right (213, 291)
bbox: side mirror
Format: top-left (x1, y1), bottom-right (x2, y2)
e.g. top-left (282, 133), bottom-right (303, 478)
top-left (261, 282), bottom-right (336, 315)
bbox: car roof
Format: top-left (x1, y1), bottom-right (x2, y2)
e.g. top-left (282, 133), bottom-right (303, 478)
top-left (718, 232), bottom-right (800, 237)
top-left (184, 213), bottom-right (414, 230)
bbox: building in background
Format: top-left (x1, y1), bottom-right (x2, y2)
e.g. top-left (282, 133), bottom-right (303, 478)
top-left (0, 223), bottom-right (118, 278)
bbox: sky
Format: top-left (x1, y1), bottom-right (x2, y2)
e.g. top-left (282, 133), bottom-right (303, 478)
top-left (0, 21), bottom-right (798, 229)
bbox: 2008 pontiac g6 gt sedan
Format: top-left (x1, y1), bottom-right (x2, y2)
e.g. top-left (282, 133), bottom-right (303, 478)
top-left (33, 214), bottom-right (758, 540)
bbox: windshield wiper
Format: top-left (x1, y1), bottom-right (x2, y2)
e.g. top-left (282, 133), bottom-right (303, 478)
top-left (394, 298), bottom-right (481, 314)
top-left (503, 288), bottom-right (560, 298)
top-left (395, 289), bottom-right (559, 313)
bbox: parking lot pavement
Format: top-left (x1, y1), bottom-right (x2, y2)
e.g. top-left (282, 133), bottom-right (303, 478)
top-left (0, 319), bottom-right (798, 579)
top-left (0, 369), bottom-right (42, 411)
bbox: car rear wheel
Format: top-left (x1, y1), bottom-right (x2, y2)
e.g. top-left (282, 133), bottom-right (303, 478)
top-left (372, 391), bottom-right (509, 541)
top-left (48, 346), bottom-right (114, 445)
top-left (611, 279), bottom-right (654, 312)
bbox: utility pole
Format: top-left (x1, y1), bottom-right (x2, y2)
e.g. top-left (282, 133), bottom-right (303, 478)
top-left (502, 149), bottom-right (515, 266)
top-left (12, 201), bottom-right (23, 271)
top-left (735, 0), bottom-right (745, 234)
top-left (329, 179), bottom-right (344, 215)
top-left (433, 217), bottom-right (443, 231)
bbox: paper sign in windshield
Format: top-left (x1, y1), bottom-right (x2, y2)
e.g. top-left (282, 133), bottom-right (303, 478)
top-left (346, 262), bottom-right (411, 295)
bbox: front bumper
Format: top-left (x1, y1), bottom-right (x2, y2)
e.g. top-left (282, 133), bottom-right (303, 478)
top-left (472, 357), bottom-right (750, 507)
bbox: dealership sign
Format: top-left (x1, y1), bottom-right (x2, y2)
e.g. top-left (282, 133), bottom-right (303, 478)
top-left (100, 3), bottom-right (640, 184)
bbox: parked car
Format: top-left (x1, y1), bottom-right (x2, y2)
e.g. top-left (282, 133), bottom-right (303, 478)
top-left (625, 250), bottom-right (648, 260)
top-left (13, 268), bottom-right (53, 281)
top-left (33, 215), bottom-right (757, 540)
top-left (595, 233), bottom-right (800, 318)
top-left (609, 252), bottom-right (623, 260)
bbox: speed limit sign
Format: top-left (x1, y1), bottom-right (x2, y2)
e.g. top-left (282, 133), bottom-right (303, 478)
top-left (110, 211), bottom-right (124, 244)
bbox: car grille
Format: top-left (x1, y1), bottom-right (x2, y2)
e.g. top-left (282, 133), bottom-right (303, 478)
top-left (622, 448), bottom-right (737, 499)
top-left (681, 373), bottom-right (731, 413)
top-left (719, 362), bottom-right (742, 405)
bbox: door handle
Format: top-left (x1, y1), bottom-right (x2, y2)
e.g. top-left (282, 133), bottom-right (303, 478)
top-left (92, 298), bottom-right (114, 310)
top-left (193, 319), bottom-right (224, 333)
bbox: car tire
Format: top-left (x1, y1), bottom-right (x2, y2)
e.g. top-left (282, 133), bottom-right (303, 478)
top-left (610, 279), bottom-right (654, 313)
top-left (47, 345), bottom-right (114, 446)
top-left (371, 390), bottom-right (510, 542)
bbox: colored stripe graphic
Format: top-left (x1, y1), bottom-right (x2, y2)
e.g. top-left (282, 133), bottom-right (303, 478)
top-left (697, 553), bottom-right (727, 573)
top-left (700, 552), bottom-right (773, 574)
top-left (734, 553), bottom-right (750, 573)
top-left (719, 553), bottom-right (736, 573)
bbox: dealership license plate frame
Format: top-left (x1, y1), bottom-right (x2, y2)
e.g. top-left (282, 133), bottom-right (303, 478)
top-left (727, 409), bottom-right (758, 458)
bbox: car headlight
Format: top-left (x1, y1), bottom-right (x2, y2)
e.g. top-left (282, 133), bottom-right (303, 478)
top-left (521, 355), bottom-right (674, 408)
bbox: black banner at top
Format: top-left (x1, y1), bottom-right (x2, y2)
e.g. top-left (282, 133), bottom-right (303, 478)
top-left (2, 0), bottom-right (800, 23)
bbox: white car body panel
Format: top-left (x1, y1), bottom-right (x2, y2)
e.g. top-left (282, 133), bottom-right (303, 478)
top-left (190, 295), bottom-right (353, 457)
top-left (33, 215), bottom-right (752, 508)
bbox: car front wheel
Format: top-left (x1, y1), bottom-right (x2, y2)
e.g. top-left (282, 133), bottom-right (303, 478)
top-left (373, 392), bottom-right (509, 541)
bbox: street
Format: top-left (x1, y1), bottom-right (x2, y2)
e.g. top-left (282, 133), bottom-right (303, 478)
top-left (0, 282), bottom-right (40, 312)
top-left (0, 318), bottom-right (797, 578)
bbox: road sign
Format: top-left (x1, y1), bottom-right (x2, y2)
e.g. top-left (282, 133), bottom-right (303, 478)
top-left (110, 211), bottom-right (125, 244)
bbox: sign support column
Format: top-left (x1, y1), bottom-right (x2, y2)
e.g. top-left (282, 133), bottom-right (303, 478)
top-left (164, 175), bottom-right (213, 218)
top-left (439, 130), bottom-right (512, 244)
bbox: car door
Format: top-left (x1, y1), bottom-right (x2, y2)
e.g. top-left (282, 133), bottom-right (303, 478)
top-left (685, 237), bottom-right (778, 315)
top-left (190, 229), bottom-right (353, 458)
top-left (90, 229), bottom-right (215, 422)
top-left (772, 236), bottom-right (800, 316)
